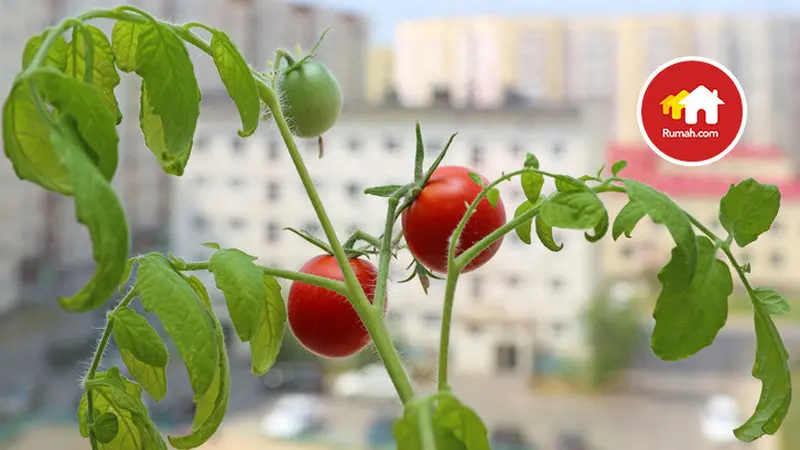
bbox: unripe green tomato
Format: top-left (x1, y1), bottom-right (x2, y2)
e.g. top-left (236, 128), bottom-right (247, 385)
top-left (276, 59), bottom-right (343, 138)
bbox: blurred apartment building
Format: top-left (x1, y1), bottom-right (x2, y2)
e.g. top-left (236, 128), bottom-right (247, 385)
top-left (0, 0), bottom-right (368, 314)
top-left (382, 15), bottom-right (800, 154)
top-left (170, 96), bottom-right (610, 377)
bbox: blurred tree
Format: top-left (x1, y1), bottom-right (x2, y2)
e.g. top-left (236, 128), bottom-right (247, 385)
top-left (585, 294), bottom-right (641, 389)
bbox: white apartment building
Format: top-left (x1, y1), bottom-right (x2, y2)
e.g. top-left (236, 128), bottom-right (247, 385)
top-left (170, 99), bottom-right (609, 377)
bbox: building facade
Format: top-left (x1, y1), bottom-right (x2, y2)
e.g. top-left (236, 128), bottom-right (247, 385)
top-left (170, 99), bottom-right (609, 376)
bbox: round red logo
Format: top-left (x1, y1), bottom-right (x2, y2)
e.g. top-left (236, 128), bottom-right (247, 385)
top-left (637, 56), bottom-right (747, 166)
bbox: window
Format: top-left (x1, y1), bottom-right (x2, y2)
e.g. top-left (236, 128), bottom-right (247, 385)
top-left (467, 324), bottom-right (483, 335)
top-left (771, 221), bottom-right (782, 234)
top-left (265, 221), bottom-right (280, 242)
top-left (304, 222), bottom-right (321, 235)
top-left (385, 137), bottom-right (399, 153)
top-left (267, 139), bottom-right (281, 161)
top-left (229, 177), bottom-right (245, 189)
top-left (621, 245), bottom-right (634, 259)
top-left (551, 321), bottom-right (567, 337)
top-left (345, 182), bottom-right (361, 200)
top-left (267, 182), bottom-right (281, 201)
top-left (511, 188), bottom-right (524, 201)
top-left (348, 137), bottom-right (362, 153)
top-left (231, 137), bottom-right (244, 155)
top-left (471, 143), bottom-right (483, 166)
top-left (549, 277), bottom-right (565, 293)
top-left (471, 276), bottom-right (483, 299)
top-left (192, 216), bottom-right (207, 231)
top-left (552, 142), bottom-right (564, 158)
top-left (507, 275), bottom-right (521, 288)
top-left (194, 176), bottom-right (208, 187)
top-left (347, 223), bottom-right (359, 234)
top-left (229, 218), bottom-right (246, 229)
top-left (770, 252), bottom-right (784, 268)
top-left (195, 135), bottom-right (208, 152)
top-left (495, 344), bottom-right (518, 372)
top-left (426, 137), bottom-right (441, 153)
top-left (423, 313), bottom-right (441, 329)
top-left (510, 142), bottom-right (524, 159)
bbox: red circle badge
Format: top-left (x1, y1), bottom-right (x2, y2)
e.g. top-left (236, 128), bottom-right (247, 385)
top-left (637, 56), bottom-right (747, 166)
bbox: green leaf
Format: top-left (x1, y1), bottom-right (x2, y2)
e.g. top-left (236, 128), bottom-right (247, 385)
top-left (718, 179), bottom-right (781, 248)
top-left (486, 188), bottom-right (500, 208)
top-left (250, 275), bottom-right (287, 375)
top-left (623, 179), bottom-right (698, 284)
top-left (612, 200), bottom-right (646, 240)
top-left (734, 305), bottom-right (791, 441)
top-left (111, 308), bottom-right (168, 367)
top-left (364, 184), bottom-right (405, 197)
top-left (523, 152), bottom-right (539, 169)
top-left (201, 242), bottom-right (220, 250)
top-left (119, 258), bottom-right (136, 291)
top-left (651, 236), bottom-right (732, 360)
top-left (611, 160), bottom-right (627, 176)
top-left (554, 174), bottom-right (585, 192)
top-left (535, 215), bottom-right (563, 252)
top-left (92, 412), bottom-right (119, 444)
top-left (169, 276), bottom-right (230, 449)
top-left (135, 253), bottom-right (219, 400)
top-left (120, 349), bottom-right (167, 402)
top-left (467, 172), bottom-right (484, 187)
top-left (208, 248), bottom-right (266, 342)
top-left (753, 288), bottom-right (790, 316)
top-left (2, 81), bottom-right (72, 194)
top-left (78, 369), bottom-right (166, 449)
top-left (540, 191), bottom-right (605, 230)
top-left (434, 396), bottom-right (491, 450)
top-left (520, 169), bottom-right (544, 203)
top-left (22, 32), bottom-right (68, 71)
top-left (65, 25), bottom-right (122, 124)
top-left (595, 163), bottom-right (607, 178)
top-left (393, 404), bottom-right (464, 450)
top-left (50, 123), bottom-right (129, 312)
top-left (185, 274), bottom-right (213, 310)
top-left (111, 21), bottom-right (144, 73)
top-left (33, 69), bottom-right (119, 181)
top-left (209, 29), bottom-right (260, 137)
top-left (135, 22), bottom-right (200, 176)
top-left (585, 209), bottom-right (609, 243)
top-left (513, 200), bottom-right (537, 245)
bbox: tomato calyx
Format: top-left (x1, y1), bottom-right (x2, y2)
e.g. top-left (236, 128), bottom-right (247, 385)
top-left (397, 258), bottom-right (444, 294)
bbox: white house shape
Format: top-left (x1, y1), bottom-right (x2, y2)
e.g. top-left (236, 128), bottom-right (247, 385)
top-left (678, 85), bottom-right (725, 125)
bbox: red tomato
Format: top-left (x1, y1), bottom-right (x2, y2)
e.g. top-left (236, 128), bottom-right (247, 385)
top-left (287, 255), bottom-right (384, 358)
top-left (401, 166), bottom-right (507, 274)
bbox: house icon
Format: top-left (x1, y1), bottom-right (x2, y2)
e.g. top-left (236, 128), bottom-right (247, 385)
top-left (678, 85), bottom-right (724, 125)
top-left (660, 90), bottom-right (690, 120)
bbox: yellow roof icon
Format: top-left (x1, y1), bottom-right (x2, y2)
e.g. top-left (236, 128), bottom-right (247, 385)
top-left (661, 90), bottom-right (690, 120)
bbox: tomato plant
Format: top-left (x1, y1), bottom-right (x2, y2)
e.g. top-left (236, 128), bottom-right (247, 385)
top-left (402, 165), bottom-right (507, 274)
top-left (1, 4), bottom-right (792, 450)
top-left (288, 254), bottom-right (384, 358)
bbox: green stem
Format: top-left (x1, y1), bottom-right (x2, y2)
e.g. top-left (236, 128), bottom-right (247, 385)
top-left (374, 196), bottom-right (399, 313)
top-left (257, 79), bottom-right (415, 404)
top-left (84, 288), bottom-right (137, 450)
top-left (181, 261), bottom-right (349, 295)
top-left (77, 24), bottom-right (94, 84)
top-left (454, 203), bottom-right (542, 269)
top-left (417, 398), bottom-right (437, 450)
top-left (437, 265), bottom-right (459, 391)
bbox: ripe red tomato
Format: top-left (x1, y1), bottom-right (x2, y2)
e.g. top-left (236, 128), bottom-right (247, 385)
top-left (287, 254), bottom-right (384, 358)
top-left (402, 166), bottom-right (507, 274)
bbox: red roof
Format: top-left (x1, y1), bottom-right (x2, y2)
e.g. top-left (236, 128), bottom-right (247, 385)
top-left (606, 143), bottom-right (800, 200)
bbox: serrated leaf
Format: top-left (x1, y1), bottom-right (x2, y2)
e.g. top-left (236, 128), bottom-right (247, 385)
top-left (2, 80), bottom-right (72, 194)
top-left (595, 163), bottom-right (607, 177)
top-left (753, 288), bottom-right (790, 316)
top-left (169, 278), bottom-right (230, 449)
top-left (535, 215), bottom-right (563, 252)
top-left (79, 369), bottom-right (166, 449)
top-left (135, 23), bottom-right (200, 176)
top-left (486, 188), bottom-right (500, 207)
top-left (365, 184), bottom-right (405, 197)
top-left (554, 174), bottom-right (585, 192)
top-left (65, 25), bottom-right (122, 124)
top-left (22, 32), bottom-right (68, 71)
top-left (520, 169), bottom-right (544, 203)
top-left (120, 349), bottom-right (167, 401)
top-left (201, 242), bottom-right (220, 250)
top-left (111, 21), bottom-right (144, 72)
top-left (135, 253), bottom-right (219, 400)
top-left (612, 200), bottom-right (646, 240)
top-left (209, 29), bottom-right (259, 137)
top-left (734, 305), bottom-right (791, 441)
top-left (719, 179), bottom-right (781, 248)
top-left (209, 248), bottom-right (266, 342)
top-left (524, 152), bottom-right (539, 169)
top-left (467, 172), bottom-right (484, 187)
top-left (250, 275), bottom-right (286, 375)
top-left (33, 68), bottom-right (119, 181)
top-left (50, 123), bottom-right (129, 312)
top-left (92, 412), bottom-right (119, 444)
top-left (623, 179), bottom-right (698, 284)
top-left (119, 258), bottom-right (136, 291)
top-left (393, 404), bottom-right (463, 450)
top-left (611, 160), bottom-right (627, 175)
top-left (434, 396), bottom-right (491, 450)
top-left (513, 200), bottom-right (536, 245)
top-left (585, 208), bottom-right (609, 243)
top-left (185, 274), bottom-right (213, 310)
top-left (651, 236), bottom-right (732, 360)
top-left (540, 191), bottom-right (605, 230)
top-left (393, 395), bottom-right (490, 450)
top-left (111, 308), bottom-right (168, 368)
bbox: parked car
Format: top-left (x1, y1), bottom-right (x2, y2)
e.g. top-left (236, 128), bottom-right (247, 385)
top-left (332, 364), bottom-right (396, 400)
top-left (555, 430), bottom-right (588, 450)
top-left (260, 394), bottom-right (324, 440)
top-left (260, 361), bottom-right (325, 394)
top-left (490, 425), bottom-right (538, 450)
top-left (700, 395), bottom-right (739, 444)
top-left (366, 414), bottom-right (398, 449)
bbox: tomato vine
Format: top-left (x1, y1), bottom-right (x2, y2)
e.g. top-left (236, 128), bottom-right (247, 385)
top-left (0, 4), bottom-right (792, 449)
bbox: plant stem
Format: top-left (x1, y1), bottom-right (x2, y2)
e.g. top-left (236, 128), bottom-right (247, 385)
top-left (181, 261), bottom-right (349, 295)
top-left (454, 203), bottom-right (542, 269)
top-left (374, 197), bottom-right (399, 312)
top-left (417, 398), bottom-right (437, 450)
top-left (437, 264), bottom-right (460, 391)
top-left (257, 79), bottom-right (415, 404)
top-left (84, 288), bottom-right (137, 450)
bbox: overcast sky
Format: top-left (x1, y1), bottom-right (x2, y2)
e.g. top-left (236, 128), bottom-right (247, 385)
top-left (295, 0), bottom-right (800, 43)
